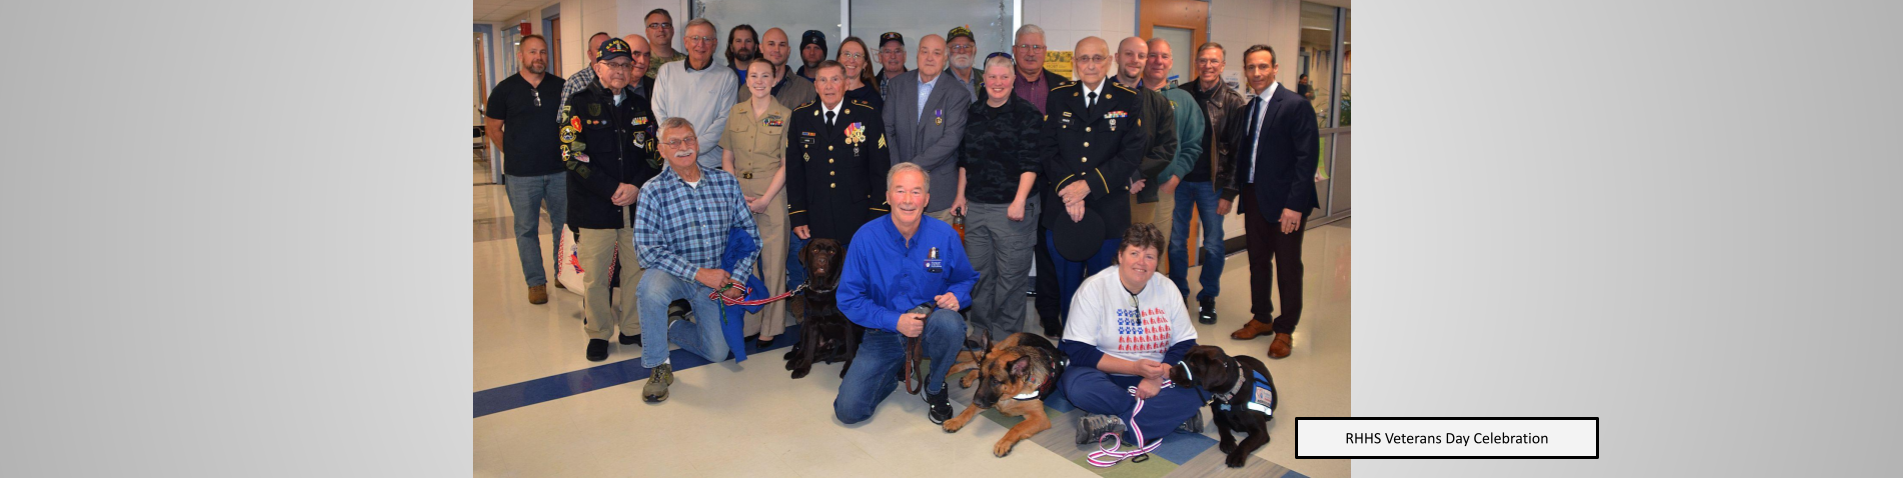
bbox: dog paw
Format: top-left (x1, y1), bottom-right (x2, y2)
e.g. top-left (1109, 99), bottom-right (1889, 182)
top-left (942, 419), bottom-right (966, 433)
top-left (1225, 453), bottom-right (1247, 468)
top-left (791, 367), bottom-right (810, 379)
top-left (993, 440), bottom-right (1015, 457)
top-left (960, 374), bottom-right (977, 388)
top-left (1218, 439), bottom-right (1236, 454)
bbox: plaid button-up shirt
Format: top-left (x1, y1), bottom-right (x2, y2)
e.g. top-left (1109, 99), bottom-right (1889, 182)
top-left (633, 165), bottom-right (760, 284)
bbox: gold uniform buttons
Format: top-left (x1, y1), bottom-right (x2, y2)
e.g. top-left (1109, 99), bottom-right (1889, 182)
top-left (829, 171), bottom-right (835, 176)
top-left (1083, 142), bottom-right (1090, 147)
top-left (1085, 127), bottom-right (1092, 132)
top-left (830, 183), bottom-right (837, 188)
top-left (829, 146), bottom-right (834, 151)
top-left (1081, 156), bottom-right (1089, 163)
top-left (828, 159), bottom-right (834, 164)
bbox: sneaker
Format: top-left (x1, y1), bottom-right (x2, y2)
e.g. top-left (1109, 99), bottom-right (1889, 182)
top-left (619, 333), bottom-right (641, 346)
top-left (1197, 298), bottom-right (1218, 325)
top-left (528, 285), bottom-right (548, 305)
top-left (642, 363), bottom-right (673, 403)
top-left (925, 386), bottom-right (953, 424)
top-left (585, 339), bottom-right (608, 362)
top-left (1076, 414), bottom-right (1128, 444)
top-left (1176, 408), bottom-right (1205, 434)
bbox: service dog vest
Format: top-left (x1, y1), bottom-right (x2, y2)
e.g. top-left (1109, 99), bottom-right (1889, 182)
top-left (1216, 370), bottom-right (1275, 416)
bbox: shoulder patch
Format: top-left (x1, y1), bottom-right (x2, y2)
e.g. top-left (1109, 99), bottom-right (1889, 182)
top-left (794, 101), bottom-right (817, 111)
top-left (850, 99), bottom-right (873, 108)
top-left (1051, 81), bottom-right (1077, 92)
top-left (1111, 82), bottom-right (1138, 94)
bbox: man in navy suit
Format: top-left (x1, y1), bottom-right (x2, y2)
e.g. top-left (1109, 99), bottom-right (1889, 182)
top-left (1223, 44), bottom-right (1319, 360)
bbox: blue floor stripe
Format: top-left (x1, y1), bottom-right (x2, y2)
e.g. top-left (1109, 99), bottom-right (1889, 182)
top-left (474, 325), bottom-right (803, 418)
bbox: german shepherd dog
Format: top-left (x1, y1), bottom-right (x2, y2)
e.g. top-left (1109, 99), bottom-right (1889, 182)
top-left (1171, 345), bottom-right (1278, 468)
top-left (941, 333), bottom-right (1068, 457)
top-left (784, 238), bottom-right (863, 379)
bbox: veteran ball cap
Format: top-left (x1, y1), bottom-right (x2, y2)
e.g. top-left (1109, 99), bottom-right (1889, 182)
top-left (597, 37), bottom-right (634, 62)
top-left (801, 30), bottom-right (828, 53)
top-left (880, 32), bottom-right (904, 47)
top-left (947, 25), bottom-right (975, 43)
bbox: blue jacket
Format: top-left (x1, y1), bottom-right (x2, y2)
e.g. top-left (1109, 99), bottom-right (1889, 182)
top-left (836, 216), bottom-right (978, 332)
top-left (716, 227), bottom-right (771, 362)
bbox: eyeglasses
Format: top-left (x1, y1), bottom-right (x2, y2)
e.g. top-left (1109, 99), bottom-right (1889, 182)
top-left (686, 35), bottom-right (715, 44)
top-left (603, 61), bottom-right (634, 71)
top-left (880, 48), bottom-right (904, 55)
top-left (662, 138), bottom-right (696, 148)
top-left (647, 22), bottom-right (671, 29)
top-left (948, 44), bottom-right (973, 52)
top-left (1075, 55), bottom-right (1108, 64)
top-left (986, 52), bottom-right (1013, 61)
top-left (1014, 44), bottom-right (1045, 51)
top-left (840, 51), bottom-right (866, 60)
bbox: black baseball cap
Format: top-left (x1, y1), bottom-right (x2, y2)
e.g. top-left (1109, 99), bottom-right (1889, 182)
top-left (880, 32), bottom-right (904, 48)
top-left (597, 38), bottom-right (633, 62)
top-left (801, 30), bottom-right (828, 53)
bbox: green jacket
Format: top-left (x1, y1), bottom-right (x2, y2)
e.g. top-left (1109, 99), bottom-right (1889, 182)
top-left (1158, 86), bottom-right (1206, 187)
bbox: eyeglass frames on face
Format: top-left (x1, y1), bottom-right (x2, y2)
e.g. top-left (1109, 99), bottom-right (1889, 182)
top-left (1014, 44), bottom-right (1045, 52)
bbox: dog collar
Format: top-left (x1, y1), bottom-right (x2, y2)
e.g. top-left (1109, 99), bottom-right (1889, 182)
top-left (1213, 359), bottom-right (1247, 401)
top-left (1012, 390), bottom-right (1040, 400)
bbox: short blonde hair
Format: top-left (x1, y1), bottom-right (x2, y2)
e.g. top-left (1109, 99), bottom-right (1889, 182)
top-left (887, 162), bottom-right (930, 194)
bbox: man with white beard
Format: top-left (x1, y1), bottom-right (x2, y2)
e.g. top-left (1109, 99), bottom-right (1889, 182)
top-left (944, 26), bottom-right (980, 97)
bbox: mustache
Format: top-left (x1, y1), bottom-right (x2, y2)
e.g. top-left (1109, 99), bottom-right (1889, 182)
top-left (671, 149), bottom-right (694, 158)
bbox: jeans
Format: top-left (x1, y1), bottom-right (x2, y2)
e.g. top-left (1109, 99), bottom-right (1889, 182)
top-left (636, 270), bottom-right (730, 368)
top-left (1168, 181), bottom-right (1225, 300)
top-left (833, 309), bottom-right (966, 424)
top-left (504, 173), bottom-right (566, 286)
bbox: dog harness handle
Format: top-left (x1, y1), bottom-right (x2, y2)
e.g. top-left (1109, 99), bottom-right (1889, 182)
top-left (706, 283), bottom-right (808, 307)
top-left (1086, 379), bottom-right (1176, 467)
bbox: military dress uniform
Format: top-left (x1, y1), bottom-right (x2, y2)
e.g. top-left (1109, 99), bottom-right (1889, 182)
top-left (561, 80), bottom-right (662, 347)
top-left (785, 99), bottom-right (892, 245)
top-left (1038, 80), bottom-right (1148, 324)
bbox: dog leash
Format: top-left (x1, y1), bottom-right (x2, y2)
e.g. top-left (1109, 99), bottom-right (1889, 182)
top-left (902, 337), bottom-right (925, 395)
top-left (705, 283), bottom-right (808, 325)
top-left (1086, 379), bottom-right (1177, 467)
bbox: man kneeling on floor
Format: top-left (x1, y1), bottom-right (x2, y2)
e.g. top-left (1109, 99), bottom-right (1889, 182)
top-left (633, 117), bottom-right (761, 403)
top-left (833, 162), bottom-right (978, 424)
top-left (1061, 223), bottom-right (1207, 443)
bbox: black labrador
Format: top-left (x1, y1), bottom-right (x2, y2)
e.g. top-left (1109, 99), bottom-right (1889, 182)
top-left (1171, 345), bottom-right (1279, 468)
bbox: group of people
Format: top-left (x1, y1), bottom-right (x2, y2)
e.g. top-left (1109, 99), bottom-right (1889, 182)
top-left (483, 9), bottom-right (1319, 439)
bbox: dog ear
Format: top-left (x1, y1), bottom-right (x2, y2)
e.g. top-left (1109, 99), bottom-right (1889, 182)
top-left (799, 241), bottom-right (812, 268)
top-left (1009, 355), bottom-right (1031, 377)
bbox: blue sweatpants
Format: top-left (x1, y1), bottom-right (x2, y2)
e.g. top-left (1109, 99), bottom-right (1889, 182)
top-left (1060, 365), bottom-right (1205, 441)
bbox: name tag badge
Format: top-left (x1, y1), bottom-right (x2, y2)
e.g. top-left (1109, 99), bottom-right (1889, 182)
top-left (800, 136), bottom-right (817, 146)
top-left (924, 246), bottom-right (944, 273)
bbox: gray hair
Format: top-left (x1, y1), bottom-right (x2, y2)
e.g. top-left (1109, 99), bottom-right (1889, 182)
top-left (1015, 24), bottom-right (1045, 42)
top-left (660, 117), bottom-right (697, 142)
top-left (983, 54), bottom-right (1015, 73)
top-left (685, 17), bottom-right (716, 34)
top-left (887, 162), bottom-right (930, 194)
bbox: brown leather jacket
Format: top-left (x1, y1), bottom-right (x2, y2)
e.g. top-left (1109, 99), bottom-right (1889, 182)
top-left (1181, 79), bottom-right (1247, 200)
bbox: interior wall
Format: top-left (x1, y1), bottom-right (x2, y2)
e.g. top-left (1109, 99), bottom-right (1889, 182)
top-left (493, 0), bottom-right (617, 80)
top-left (617, 0), bottom-right (685, 55)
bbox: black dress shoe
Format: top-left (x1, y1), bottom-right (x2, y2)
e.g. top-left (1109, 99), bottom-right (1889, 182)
top-left (586, 339), bottom-right (609, 362)
top-left (619, 333), bottom-right (641, 346)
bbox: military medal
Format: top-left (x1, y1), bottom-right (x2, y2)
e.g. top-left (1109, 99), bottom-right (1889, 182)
top-left (934, 109), bottom-right (943, 126)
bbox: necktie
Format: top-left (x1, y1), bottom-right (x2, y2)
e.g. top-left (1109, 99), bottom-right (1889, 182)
top-left (826, 111), bottom-right (836, 127)
top-left (1244, 96), bottom-right (1263, 183)
top-left (1087, 91), bottom-right (1099, 109)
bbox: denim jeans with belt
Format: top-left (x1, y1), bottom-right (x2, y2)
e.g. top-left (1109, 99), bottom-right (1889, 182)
top-left (1168, 181), bottom-right (1225, 300)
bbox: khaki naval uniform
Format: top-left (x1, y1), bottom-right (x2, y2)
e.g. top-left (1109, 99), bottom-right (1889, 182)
top-left (720, 98), bottom-right (795, 339)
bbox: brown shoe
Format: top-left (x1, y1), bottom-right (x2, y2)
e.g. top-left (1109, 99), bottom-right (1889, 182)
top-left (1230, 320), bottom-right (1275, 340)
top-left (553, 277), bottom-right (565, 289)
top-left (528, 285), bottom-right (548, 304)
top-left (1267, 333), bottom-right (1293, 359)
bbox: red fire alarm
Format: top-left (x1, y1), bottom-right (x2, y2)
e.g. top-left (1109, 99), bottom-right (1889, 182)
top-left (520, 22), bottom-right (532, 35)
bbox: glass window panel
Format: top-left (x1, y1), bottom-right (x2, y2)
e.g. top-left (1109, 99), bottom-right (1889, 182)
top-left (1299, 2), bottom-right (1336, 129)
top-left (1341, 9), bottom-right (1350, 126)
top-left (693, 0), bottom-right (842, 70)
top-left (850, 0), bottom-right (1013, 73)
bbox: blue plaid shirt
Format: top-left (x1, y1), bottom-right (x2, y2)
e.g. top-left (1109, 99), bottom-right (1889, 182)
top-left (633, 165), bottom-right (760, 284)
